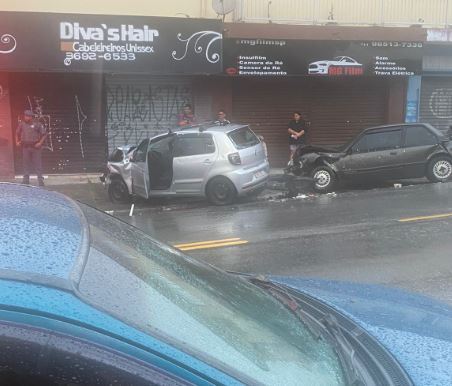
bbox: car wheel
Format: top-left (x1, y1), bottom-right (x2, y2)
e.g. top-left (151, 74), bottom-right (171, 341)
top-left (108, 179), bottom-right (131, 203)
top-left (206, 177), bottom-right (237, 205)
top-left (311, 166), bottom-right (336, 193)
top-left (427, 156), bottom-right (452, 182)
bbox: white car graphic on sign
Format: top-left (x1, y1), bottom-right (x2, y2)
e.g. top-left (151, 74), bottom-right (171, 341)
top-left (308, 56), bottom-right (363, 75)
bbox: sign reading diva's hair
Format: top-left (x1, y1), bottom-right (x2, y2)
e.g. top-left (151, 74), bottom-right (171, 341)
top-left (0, 12), bottom-right (222, 74)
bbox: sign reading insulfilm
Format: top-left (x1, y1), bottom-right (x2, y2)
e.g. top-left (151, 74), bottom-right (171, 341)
top-left (0, 12), bottom-right (222, 74)
top-left (224, 39), bottom-right (423, 77)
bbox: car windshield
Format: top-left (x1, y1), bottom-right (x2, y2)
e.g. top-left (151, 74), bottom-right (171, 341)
top-left (78, 204), bottom-right (345, 386)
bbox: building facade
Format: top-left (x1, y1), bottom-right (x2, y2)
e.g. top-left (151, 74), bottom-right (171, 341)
top-left (1, 1), bottom-right (452, 175)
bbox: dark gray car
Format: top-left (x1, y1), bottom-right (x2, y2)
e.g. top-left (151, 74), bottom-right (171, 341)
top-left (287, 123), bottom-right (452, 192)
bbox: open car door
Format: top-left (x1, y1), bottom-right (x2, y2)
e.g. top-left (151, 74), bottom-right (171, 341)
top-left (130, 139), bottom-right (150, 199)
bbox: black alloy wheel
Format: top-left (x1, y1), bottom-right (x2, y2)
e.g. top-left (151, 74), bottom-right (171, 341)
top-left (206, 176), bottom-right (237, 205)
top-left (108, 179), bottom-right (131, 203)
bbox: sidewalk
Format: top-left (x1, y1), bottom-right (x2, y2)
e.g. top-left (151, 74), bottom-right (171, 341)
top-left (12, 173), bottom-right (102, 186)
top-left (3, 169), bottom-right (289, 212)
top-left (12, 169), bottom-right (286, 186)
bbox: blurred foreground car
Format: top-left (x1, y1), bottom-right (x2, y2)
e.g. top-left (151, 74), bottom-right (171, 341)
top-left (101, 123), bottom-right (269, 205)
top-left (1, 183), bottom-right (451, 385)
top-left (286, 123), bottom-right (452, 193)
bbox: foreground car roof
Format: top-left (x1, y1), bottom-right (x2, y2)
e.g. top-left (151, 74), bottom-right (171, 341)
top-left (272, 277), bottom-right (452, 386)
top-left (0, 183), bottom-right (86, 288)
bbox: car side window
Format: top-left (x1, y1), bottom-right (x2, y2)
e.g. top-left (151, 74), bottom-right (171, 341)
top-left (404, 126), bottom-right (438, 147)
top-left (369, 130), bottom-right (402, 151)
top-left (148, 136), bottom-right (174, 154)
top-left (354, 130), bottom-right (402, 153)
top-left (351, 136), bottom-right (368, 153)
top-left (173, 134), bottom-right (215, 157)
top-left (134, 139), bottom-right (149, 162)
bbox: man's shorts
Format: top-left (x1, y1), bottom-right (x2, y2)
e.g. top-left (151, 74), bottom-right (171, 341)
top-left (289, 144), bottom-right (298, 152)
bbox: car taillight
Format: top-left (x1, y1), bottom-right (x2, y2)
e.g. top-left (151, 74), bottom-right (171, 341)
top-left (228, 152), bottom-right (241, 165)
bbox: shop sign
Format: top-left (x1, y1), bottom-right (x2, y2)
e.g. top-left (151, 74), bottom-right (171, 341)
top-left (0, 12), bottom-right (222, 74)
top-left (427, 29), bottom-right (452, 42)
top-left (224, 38), bottom-right (423, 77)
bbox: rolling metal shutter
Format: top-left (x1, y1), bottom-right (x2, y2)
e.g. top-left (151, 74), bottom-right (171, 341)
top-left (419, 77), bottom-right (452, 133)
top-left (232, 77), bottom-right (388, 167)
top-left (105, 75), bottom-right (192, 154)
top-left (10, 72), bottom-right (106, 174)
top-left (0, 73), bottom-right (14, 177)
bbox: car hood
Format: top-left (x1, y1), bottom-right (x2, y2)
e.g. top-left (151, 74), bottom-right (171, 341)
top-left (270, 277), bottom-right (452, 386)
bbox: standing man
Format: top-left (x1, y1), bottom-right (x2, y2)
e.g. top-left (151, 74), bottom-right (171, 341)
top-left (214, 109), bottom-right (231, 125)
top-left (15, 110), bottom-right (47, 186)
top-left (177, 103), bottom-right (197, 127)
top-left (288, 111), bottom-right (307, 159)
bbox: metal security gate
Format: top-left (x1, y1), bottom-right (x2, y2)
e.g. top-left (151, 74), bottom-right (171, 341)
top-left (420, 77), bottom-right (452, 133)
top-left (0, 73), bottom-right (14, 177)
top-left (10, 72), bottom-right (106, 174)
top-left (105, 75), bottom-right (193, 153)
top-left (232, 77), bottom-right (388, 167)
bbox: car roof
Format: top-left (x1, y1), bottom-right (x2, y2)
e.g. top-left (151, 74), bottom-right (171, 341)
top-left (0, 183), bottom-right (86, 289)
top-left (362, 123), bottom-right (444, 137)
top-left (173, 123), bottom-right (248, 135)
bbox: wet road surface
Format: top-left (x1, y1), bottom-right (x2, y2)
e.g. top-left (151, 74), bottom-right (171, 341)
top-left (116, 181), bottom-right (452, 305)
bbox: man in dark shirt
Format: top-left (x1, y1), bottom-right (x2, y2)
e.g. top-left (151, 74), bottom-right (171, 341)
top-left (15, 110), bottom-right (47, 186)
top-left (214, 109), bottom-right (231, 126)
top-left (288, 111), bottom-right (307, 159)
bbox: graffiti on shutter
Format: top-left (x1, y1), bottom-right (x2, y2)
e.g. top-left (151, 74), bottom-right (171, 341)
top-left (106, 76), bottom-right (192, 152)
top-left (420, 78), bottom-right (452, 132)
top-left (9, 73), bottom-right (106, 174)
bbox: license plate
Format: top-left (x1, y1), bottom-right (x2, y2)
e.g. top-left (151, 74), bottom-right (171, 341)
top-left (253, 170), bottom-right (266, 180)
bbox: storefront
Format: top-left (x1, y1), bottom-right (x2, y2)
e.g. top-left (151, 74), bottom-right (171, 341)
top-left (223, 36), bottom-right (423, 166)
top-left (417, 32), bottom-right (452, 132)
top-left (0, 11), bottom-right (222, 176)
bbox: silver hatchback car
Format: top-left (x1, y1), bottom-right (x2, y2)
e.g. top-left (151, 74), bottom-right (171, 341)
top-left (103, 123), bottom-right (270, 205)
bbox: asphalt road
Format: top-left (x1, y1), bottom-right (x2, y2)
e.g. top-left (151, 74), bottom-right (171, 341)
top-left (115, 180), bottom-right (452, 305)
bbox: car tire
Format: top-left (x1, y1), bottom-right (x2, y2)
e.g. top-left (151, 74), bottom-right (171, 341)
top-left (426, 156), bottom-right (452, 183)
top-left (206, 176), bottom-right (237, 206)
top-left (311, 165), bottom-right (336, 193)
top-left (108, 179), bottom-right (131, 203)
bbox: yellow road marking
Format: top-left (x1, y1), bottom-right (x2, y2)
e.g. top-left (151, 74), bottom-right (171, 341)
top-left (399, 212), bottom-right (452, 223)
top-left (175, 238), bottom-right (249, 251)
top-left (174, 238), bottom-right (241, 248)
top-left (179, 240), bottom-right (249, 251)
